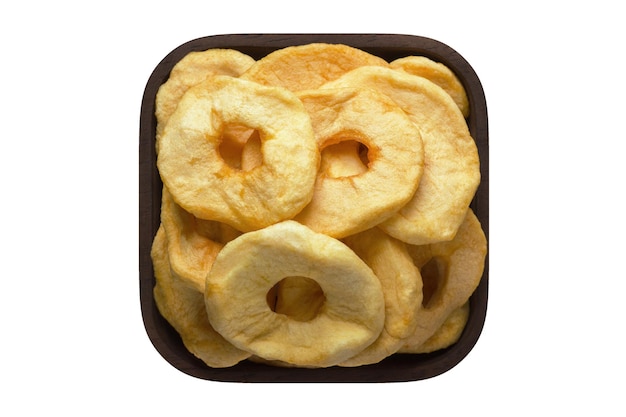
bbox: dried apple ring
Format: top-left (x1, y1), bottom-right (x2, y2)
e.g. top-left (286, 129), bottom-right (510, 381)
top-left (322, 66), bottom-right (480, 245)
top-left (240, 43), bottom-right (388, 92)
top-left (390, 56), bottom-right (470, 118)
top-left (339, 227), bottom-right (423, 366)
top-left (204, 220), bottom-right (385, 368)
top-left (157, 75), bottom-right (320, 232)
top-left (151, 226), bottom-right (251, 368)
top-left (160, 187), bottom-right (241, 293)
top-left (155, 48), bottom-right (255, 143)
top-left (399, 209), bottom-right (487, 352)
top-left (293, 87), bottom-right (424, 238)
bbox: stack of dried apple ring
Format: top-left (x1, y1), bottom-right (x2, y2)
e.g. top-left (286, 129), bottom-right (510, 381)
top-left (151, 43), bottom-right (487, 368)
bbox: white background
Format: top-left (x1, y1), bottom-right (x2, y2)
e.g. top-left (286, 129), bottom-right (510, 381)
top-left (2, 1), bottom-right (625, 415)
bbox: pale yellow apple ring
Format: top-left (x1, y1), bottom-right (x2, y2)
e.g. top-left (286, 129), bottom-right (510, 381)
top-left (399, 209), bottom-right (487, 352)
top-left (339, 227), bottom-right (423, 367)
top-left (321, 66), bottom-right (480, 245)
top-left (240, 42), bottom-right (388, 91)
top-left (293, 87), bottom-right (424, 238)
top-left (151, 226), bottom-right (251, 368)
top-left (390, 55), bottom-right (470, 118)
top-left (204, 220), bottom-right (385, 368)
top-left (157, 75), bottom-right (319, 232)
top-left (160, 187), bottom-right (241, 293)
top-left (155, 48), bottom-right (255, 144)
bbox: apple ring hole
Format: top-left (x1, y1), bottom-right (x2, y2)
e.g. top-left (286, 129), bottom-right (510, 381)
top-left (320, 137), bottom-right (370, 179)
top-left (218, 123), bottom-right (262, 171)
top-left (266, 276), bottom-right (326, 322)
top-left (419, 256), bottom-right (448, 309)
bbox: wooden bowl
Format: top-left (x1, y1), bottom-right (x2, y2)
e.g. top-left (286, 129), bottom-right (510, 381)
top-left (139, 33), bottom-right (489, 382)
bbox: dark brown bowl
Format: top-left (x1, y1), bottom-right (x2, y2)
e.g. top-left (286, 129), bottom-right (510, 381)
top-left (139, 33), bottom-right (489, 383)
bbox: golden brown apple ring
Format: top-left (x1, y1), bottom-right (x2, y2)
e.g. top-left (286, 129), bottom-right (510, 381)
top-left (293, 87), bottom-right (424, 238)
top-left (160, 187), bottom-right (241, 293)
top-left (204, 220), bottom-right (385, 368)
top-left (155, 49), bottom-right (255, 143)
top-left (399, 209), bottom-right (486, 352)
top-left (321, 66), bottom-right (480, 245)
top-left (157, 75), bottom-right (320, 232)
top-left (339, 227), bottom-right (423, 366)
top-left (151, 226), bottom-right (251, 368)
top-left (390, 56), bottom-right (470, 118)
top-left (240, 42), bottom-right (388, 91)
top-left (400, 301), bottom-right (470, 354)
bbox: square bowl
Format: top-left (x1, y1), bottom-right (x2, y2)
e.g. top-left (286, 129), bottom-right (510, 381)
top-left (139, 33), bottom-right (489, 382)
